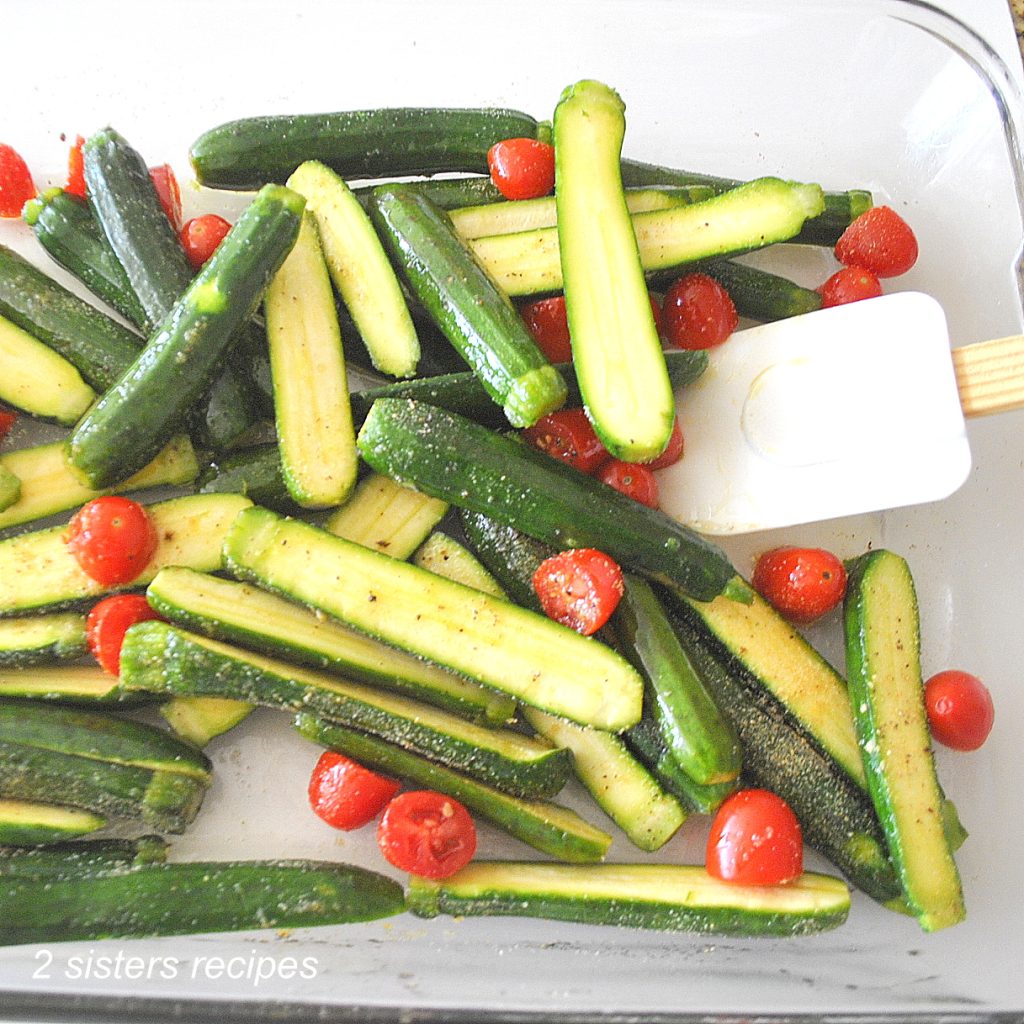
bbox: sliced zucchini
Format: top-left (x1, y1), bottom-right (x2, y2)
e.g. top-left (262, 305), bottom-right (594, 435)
top-left (0, 465), bottom-right (18, 512)
top-left (413, 532), bottom-right (507, 598)
top-left (0, 665), bottom-right (141, 704)
top-left (0, 613), bottom-right (87, 667)
top-left (0, 836), bottom-right (168, 877)
top-left (196, 443), bottom-right (297, 513)
top-left (0, 800), bottom-right (105, 847)
top-left (159, 696), bottom-right (253, 749)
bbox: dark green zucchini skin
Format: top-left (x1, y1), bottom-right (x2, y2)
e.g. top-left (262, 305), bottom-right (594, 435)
top-left (679, 259), bottom-right (822, 322)
top-left (459, 510), bottom-right (550, 612)
top-left (191, 108), bottom-right (541, 190)
top-left (196, 443), bottom-right (299, 512)
top-left (0, 859), bottom-right (405, 945)
top-left (0, 837), bottom-right (168, 879)
top-left (357, 398), bottom-right (736, 602)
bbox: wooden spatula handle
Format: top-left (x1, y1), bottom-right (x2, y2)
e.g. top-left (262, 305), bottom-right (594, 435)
top-left (952, 334), bottom-right (1024, 418)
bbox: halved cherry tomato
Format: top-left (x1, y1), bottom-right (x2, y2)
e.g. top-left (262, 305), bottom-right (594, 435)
top-left (148, 163), bottom-right (182, 231)
top-left (180, 214), bottom-right (232, 270)
top-left (376, 790), bottom-right (477, 879)
top-left (596, 459), bottom-right (660, 508)
top-left (752, 546), bottom-right (847, 624)
top-left (706, 788), bottom-right (803, 886)
top-left (532, 547), bottom-right (624, 635)
top-left (308, 751), bottom-right (401, 831)
top-left (645, 416), bottom-right (684, 470)
top-left (924, 670), bottom-right (995, 752)
top-left (662, 272), bottom-right (738, 350)
top-left (818, 265), bottom-right (882, 307)
top-left (487, 138), bottom-right (556, 201)
top-left (0, 409), bottom-right (16, 442)
top-left (523, 408), bottom-right (608, 474)
top-left (65, 496), bottom-right (159, 587)
top-left (65, 135), bottom-right (87, 199)
top-left (86, 594), bottom-right (164, 676)
top-left (0, 143), bottom-right (36, 218)
top-left (520, 295), bottom-right (572, 363)
top-left (834, 205), bottom-right (918, 278)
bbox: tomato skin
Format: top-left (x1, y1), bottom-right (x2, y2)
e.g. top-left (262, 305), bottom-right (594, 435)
top-left (752, 546), bottom-right (847, 624)
top-left (0, 143), bottom-right (36, 218)
top-left (523, 408), bottom-right (608, 474)
top-left (180, 214), bottom-right (232, 270)
top-left (645, 417), bottom-right (684, 470)
top-left (65, 496), bottom-right (159, 587)
top-left (924, 670), bottom-right (995, 751)
top-left (487, 138), bottom-right (556, 201)
top-left (65, 135), bottom-right (87, 199)
top-left (532, 548), bottom-right (625, 636)
top-left (148, 164), bottom-right (182, 231)
top-left (308, 751), bottom-right (401, 831)
top-left (86, 594), bottom-right (164, 676)
top-left (520, 295), bottom-right (573, 363)
top-left (377, 790), bottom-right (477, 879)
top-left (819, 265), bottom-right (882, 307)
top-left (662, 272), bottom-right (738, 350)
top-left (596, 459), bottom-right (660, 508)
top-left (706, 788), bottom-right (803, 886)
top-left (0, 409), bottom-right (16, 442)
top-left (835, 206), bottom-right (918, 278)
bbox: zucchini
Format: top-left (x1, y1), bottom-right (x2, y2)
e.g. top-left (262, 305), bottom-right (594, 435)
top-left (407, 862), bottom-right (850, 937)
top-left (469, 177), bottom-right (824, 298)
top-left (0, 800), bottom-right (105, 847)
top-left (0, 434), bottom-right (198, 533)
top-left (190, 107), bottom-right (542, 190)
top-left (120, 622), bottom-right (569, 799)
top-left (223, 506), bottom-right (643, 731)
top-left (368, 185), bottom-right (567, 428)
top-left (67, 183), bottom-right (304, 489)
top-left (264, 207), bottom-right (357, 507)
top-left (196, 443), bottom-right (298, 513)
top-left (353, 176), bottom-right (508, 213)
top-left (696, 260), bottom-right (822, 322)
top-left (0, 312), bottom-right (95, 425)
top-left (554, 80), bottom-right (673, 462)
top-left (413, 533), bottom-right (507, 598)
top-left (0, 492), bottom-right (252, 618)
top-left (0, 666), bottom-right (141, 705)
top-left (159, 696), bottom-right (253, 748)
top-left (147, 567), bottom-right (514, 725)
top-left (0, 836), bottom-right (168, 877)
top-left (0, 613), bottom-right (86, 667)
top-left (356, 398), bottom-right (737, 603)
top-left (0, 859), bottom-right (404, 945)
top-left (296, 713), bottom-right (611, 864)
top-left (844, 550), bottom-right (965, 931)
top-left (0, 465), bottom-right (19, 512)
top-left (289, 160), bottom-right (419, 379)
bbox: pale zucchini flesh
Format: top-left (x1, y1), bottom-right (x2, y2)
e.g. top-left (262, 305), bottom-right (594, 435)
top-left (159, 695), bottom-right (254, 748)
top-left (0, 612), bottom-right (87, 667)
top-left (0, 799), bottom-right (106, 846)
top-left (0, 465), bottom-right (18, 512)
top-left (413, 532), bottom-right (507, 599)
top-left (0, 665), bottom-right (126, 702)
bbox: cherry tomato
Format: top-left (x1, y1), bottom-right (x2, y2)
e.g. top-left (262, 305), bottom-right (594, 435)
top-left (662, 272), bottom-right (738, 350)
top-left (0, 409), bottom-right (16, 442)
top-left (706, 788), bottom-right (803, 886)
top-left (596, 459), bottom-right (660, 508)
top-left (520, 296), bottom-right (572, 363)
top-left (924, 670), bottom-right (995, 752)
top-left (180, 214), bottom-right (232, 270)
top-left (376, 790), bottom-right (477, 879)
top-left (148, 163), bottom-right (182, 231)
top-left (752, 546), bottom-right (847, 624)
top-left (645, 416), bottom-right (685, 470)
top-left (819, 265), bottom-right (882, 307)
top-left (523, 408), bottom-right (608, 474)
top-left (532, 547), bottom-right (624, 635)
top-left (834, 205), bottom-right (918, 278)
top-left (65, 135), bottom-right (87, 199)
top-left (0, 143), bottom-right (36, 218)
top-left (308, 751), bottom-right (401, 831)
top-left (86, 594), bottom-right (164, 676)
top-left (487, 138), bottom-right (556, 201)
top-left (65, 496), bottom-right (159, 587)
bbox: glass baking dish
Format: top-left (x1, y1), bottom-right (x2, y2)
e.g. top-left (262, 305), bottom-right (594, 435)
top-left (0, 0), bottom-right (1022, 1019)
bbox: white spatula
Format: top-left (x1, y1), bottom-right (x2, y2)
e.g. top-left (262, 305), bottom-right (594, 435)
top-left (659, 292), bottom-right (1024, 535)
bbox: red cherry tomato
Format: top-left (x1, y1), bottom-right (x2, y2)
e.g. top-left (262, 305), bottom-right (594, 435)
top-left (376, 790), bottom-right (477, 879)
top-left (65, 135), bottom-right (87, 199)
top-left (924, 670), bottom-right (995, 752)
top-left (532, 547), bottom-right (624, 635)
top-left (523, 408), bottom-right (608, 474)
top-left (819, 265), bottom-right (882, 307)
top-left (646, 416), bottom-right (685, 470)
top-left (706, 788), bottom-right (803, 886)
top-left (0, 143), bottom-right (36, 218)
top-left (148, 163), bottom-right (182, 231)
top-left (662, 272), bottom-right (738, 350)
top-left (487, 138), bottom-right (556, 201)
top-left (835, 205), bottom-right (918, 278)
top-left (180, 214), bottom-right (232, 271)
top-left (86, 594), bottom-right (164, 676)
top-left (0, 409), bottom-right (16, 442)
top-left (596, 459), bottom-right (660, 508)
top-left (65, 496), bottom-right (159, 587)
top-left (308, 751), bottom-right (401, 831)
top-left (752, 546), bottom-right (847, 624)
top-left (520, 295), bottom-right (573, 363)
